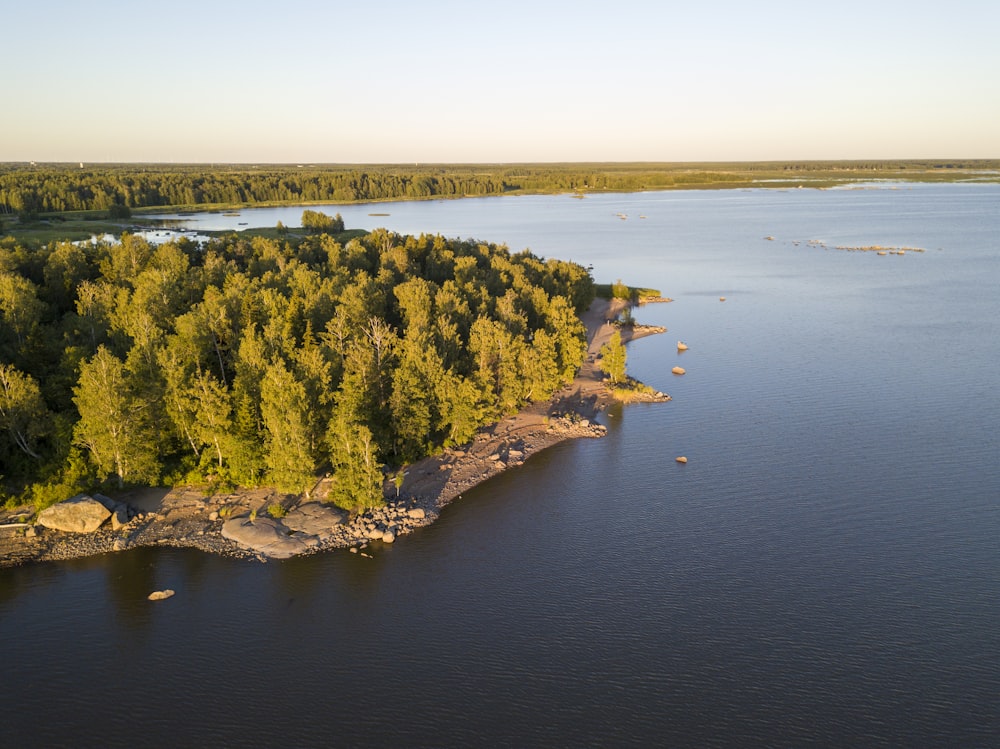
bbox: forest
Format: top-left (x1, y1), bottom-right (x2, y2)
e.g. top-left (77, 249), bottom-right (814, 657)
top-left (4, 160), bottom-right (998, 217)
top-left (0, 216), bottom-right (594, 511)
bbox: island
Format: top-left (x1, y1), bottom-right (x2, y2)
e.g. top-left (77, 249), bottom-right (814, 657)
top-left (0, 216), bottom-right (669, 566)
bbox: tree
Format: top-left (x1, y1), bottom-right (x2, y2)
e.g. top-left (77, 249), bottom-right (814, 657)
top-left (327, 407), bottom-right (384, 512)
top-left (546, 295), bottom-right (587, 383)
top-left (599, 331), bottom-right (627, 385)
top-left (435, 371), bottom-right (488, 446)
top-left (390, 334), bottom-right (446, 460)
top-left (301, 209), bottom-right (344, 234)
top-left (259, 359), bottom-right (315, 493)
top-left (0, 271), bottom-right (47, 361)
top-left (73, 346), bottom-right (161, 487)
top-left (0, 364), bottom-right (52, 462)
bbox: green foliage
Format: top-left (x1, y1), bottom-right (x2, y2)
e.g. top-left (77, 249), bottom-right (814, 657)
top-left (599, 331), bottom-right (627, 385)
top-left (607, 379), bottom-right (658, 402)
top-left (301, 210), bottom-right (344, 234)
top-left (0, 224), bottom-right (593, 507)
top-left (72, 346), bottom-right (162, 488)
top-left (2, 162), bottom-right (996, 222)
top-left (0, 363), bottom-right (52, 463)
top-left (327, 408), bottom-right (384, 512)
top-left (610, 279), bottom-right (630, 301)
top-left (267, 502), bottom-right (287, 519)
top-left (594, 283), bottom-right (660, 301)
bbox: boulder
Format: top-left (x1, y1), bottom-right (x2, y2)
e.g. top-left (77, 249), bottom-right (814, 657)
top-left (111, 504), bottom-right (130, 531)
top-left (221, 516), bottom-right (314, 559)
top-left (407, 508), bottom-right (426, 520)
top-left (282, 503), bottom-right (347, 536)
top-left (92, 493), bottom-right (117, 512)
top-left (381, 531), bottom-right (395, 543)
top-left (148, 590), bottom-right (175, 601)
top-left (37, 495), bottom-right (111, 533)
top-left (672, 366), bottom-right (686, 375)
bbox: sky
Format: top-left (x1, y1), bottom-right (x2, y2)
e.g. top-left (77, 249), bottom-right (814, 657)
top-left (4, 0), bottom-right (999, 163)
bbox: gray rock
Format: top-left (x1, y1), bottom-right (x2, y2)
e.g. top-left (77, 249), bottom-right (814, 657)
top-left (282, 503), bottom-right (347, 536)
top-left (37, 495), bottom-right (111, 533)
top-left (92, 493), bottom-right (117, 512)
top-left (111, 505), bottom-right (130, 531)
top-left (220, 516), bottom-right (314, 559)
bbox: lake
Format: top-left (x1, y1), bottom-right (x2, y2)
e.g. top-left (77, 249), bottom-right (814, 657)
top-left (3, 184), bottom-right (999, 747)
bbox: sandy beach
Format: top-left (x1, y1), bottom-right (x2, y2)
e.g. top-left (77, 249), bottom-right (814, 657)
top-left (0, 297), bottom-right (669, 567)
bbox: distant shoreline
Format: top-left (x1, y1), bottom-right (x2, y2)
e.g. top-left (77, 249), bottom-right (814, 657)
top-left (0, 298), bottom-right (669, 568)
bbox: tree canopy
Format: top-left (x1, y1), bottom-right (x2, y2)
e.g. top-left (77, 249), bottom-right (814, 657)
top-left (0, 227), bottom-right (594, 511)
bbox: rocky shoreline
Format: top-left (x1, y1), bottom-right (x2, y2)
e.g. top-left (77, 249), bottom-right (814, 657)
top-left (0, 298), bottom-right (669, 568)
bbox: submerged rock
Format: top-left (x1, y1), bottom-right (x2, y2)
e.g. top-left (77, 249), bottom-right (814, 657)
top-left (148, 589), bottom-right (175, 601)
top-left (37, 495), bottom-right (111, 533)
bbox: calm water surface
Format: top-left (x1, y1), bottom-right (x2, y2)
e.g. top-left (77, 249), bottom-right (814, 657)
top-left (3, 185), bottom-right (999, 747)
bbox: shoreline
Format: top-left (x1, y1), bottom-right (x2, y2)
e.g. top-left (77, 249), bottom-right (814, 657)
top-left (0, 298), bottom-right (669, 568)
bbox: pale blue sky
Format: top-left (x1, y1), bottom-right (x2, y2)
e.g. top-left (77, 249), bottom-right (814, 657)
top-left (4, 0), bottom-right (998, 162)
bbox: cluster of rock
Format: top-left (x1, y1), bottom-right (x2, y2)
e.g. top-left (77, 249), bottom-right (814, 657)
top-left (341, 505), bottom-right (430, 548)
top-left (219, 501), bottom-right (437, 558)
top-left (546, 414), bottom-right (607, 438)
top-left (4, 488), bottom-right (441, 565)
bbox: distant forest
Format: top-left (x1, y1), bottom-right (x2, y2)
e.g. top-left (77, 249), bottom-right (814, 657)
top-left (3, 160), bottom-right (998, 216)
top-left (0, 222), bottom-right (594, 510)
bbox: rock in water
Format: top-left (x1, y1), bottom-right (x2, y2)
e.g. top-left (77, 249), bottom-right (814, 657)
top-left (148, 590), bottom-right (175, 601)
top-left (676, 456), bottom-right (688, 464)
top-left (281, 503), bottom-right (347, 535)
top-left (37, 495), bottom-right (112, 533)
top-left (672, 366), bottom-right (686, 375)
top-left (221, 516), bottom-right (315, 559)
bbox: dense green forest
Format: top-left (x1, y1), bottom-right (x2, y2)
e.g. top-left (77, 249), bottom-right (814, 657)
top-left (0, 216), bottom-right (594, 511)
top-left (3, 160), bottom-right (998, 217)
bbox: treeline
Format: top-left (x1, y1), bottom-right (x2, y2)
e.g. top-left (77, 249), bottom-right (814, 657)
top-left (5, 160), bottom-right (996, 217)
top-left (0, 222), bottom-right (594, 510)
top-left (0, 167), bottom-right (512, 216)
